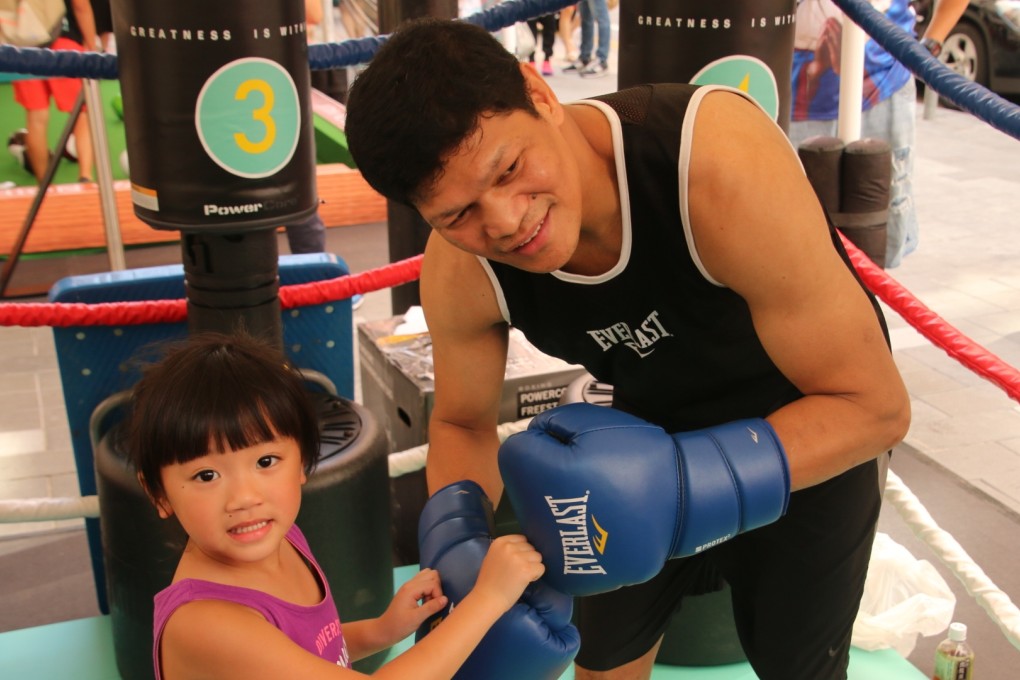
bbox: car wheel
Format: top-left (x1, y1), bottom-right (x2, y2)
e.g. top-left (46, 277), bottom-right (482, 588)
top-left (942, 21), bottom-right (988, 87)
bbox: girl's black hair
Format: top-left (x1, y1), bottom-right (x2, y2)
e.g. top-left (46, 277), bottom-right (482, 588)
top-left (128, 332), bottom-right (320, 501)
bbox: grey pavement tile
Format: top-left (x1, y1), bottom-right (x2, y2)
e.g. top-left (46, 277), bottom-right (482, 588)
top-left (898, 357), bottom-right (975, 395)
top-left (919, 385), bottom-right (1020, 418)
top-left (0, 521), bottom-right (58, 539)
top-left (972, 477), bottom-right (1020, 517)
top-left (49, 472), bottom-right (83, 498)
top-left (947, 276), bottom-right (1016, 300)
top-left (905, 409), bottom-right (1020, 453)
top-left (905, 397), bottom-right (952, 426)
top-left (969, 310), bottom-right (1020, 338)
top-left (982, 288), bottom-right (1020, 312)
top-left (0, 476), bottom-right (50, 500)
top-left (0, 450), bottom-right (77, 481)
top-left (0, 409), bottom-right (42, 434)
top-left (1, 372), bottom-right (42, 395)
top-left (920, 441), bottom-right (1020, 515)
top-left (0, 428), bottom-right (47, 456)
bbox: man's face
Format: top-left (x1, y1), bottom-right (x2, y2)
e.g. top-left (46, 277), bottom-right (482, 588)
top-left (416, 93), bottom-right (584, 274)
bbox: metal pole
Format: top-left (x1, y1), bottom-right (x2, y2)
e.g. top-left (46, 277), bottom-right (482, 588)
top-left (837, 12), bottom-right (866, 143)
top-left (320, 0), bottom-right (336, 42)
top-left (922, 0), bottom-right (942, 120)
top-left (83, 78), bottom-right (126, 271)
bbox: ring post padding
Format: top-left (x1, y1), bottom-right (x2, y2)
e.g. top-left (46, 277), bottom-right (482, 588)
top-left (110, 0), bottom-right (317, 232)
top-left (837, 138), bottom-right (891, 268)
top-left (95, 395), bottom-right (391, 680)
top-left (797, 135), bottom-right (845, 216)
top-left (617, 0), bottom-right (797, 131)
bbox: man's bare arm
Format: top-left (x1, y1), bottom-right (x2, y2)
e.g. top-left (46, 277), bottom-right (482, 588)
top-left (689, 90), bottom-right (910, 490)
top-left (420, 234), bottom-right (511, 502)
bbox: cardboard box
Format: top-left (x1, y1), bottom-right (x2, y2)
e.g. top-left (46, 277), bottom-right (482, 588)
top-left (359, 313), bottom-right (588, 565)
top-left (358, 315), bottom-right (588, 454)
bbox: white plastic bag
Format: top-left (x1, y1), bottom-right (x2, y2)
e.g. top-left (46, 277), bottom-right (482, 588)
top-left (852, 532), bottom-right (956, 656)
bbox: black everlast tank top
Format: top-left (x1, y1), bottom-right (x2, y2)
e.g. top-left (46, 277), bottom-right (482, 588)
top-left (481, 84), bottom-right (887, 432)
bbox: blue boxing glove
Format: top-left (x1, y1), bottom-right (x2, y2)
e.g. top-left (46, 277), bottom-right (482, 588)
top-left (415, 481), bottom-right (580, 680)
top-left (498, 403), bottom-right (790, 596)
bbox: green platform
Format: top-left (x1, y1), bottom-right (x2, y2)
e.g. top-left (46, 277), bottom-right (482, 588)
top-left (0, 565), bottom-right (926, 679)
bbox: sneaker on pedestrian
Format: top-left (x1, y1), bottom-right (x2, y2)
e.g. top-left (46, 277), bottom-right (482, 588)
top-left (580, 60), bottom-right (610, 78)
top-left (541, 60), bottom-right (553, 76)
top-left (562, 57), bottom-right (589, 74)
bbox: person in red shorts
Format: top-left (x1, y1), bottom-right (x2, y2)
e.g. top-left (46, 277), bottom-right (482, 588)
top-left (12, 0), bottom-right (97, 183)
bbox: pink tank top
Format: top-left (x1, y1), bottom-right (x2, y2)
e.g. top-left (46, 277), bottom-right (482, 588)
top-left (152, 524), bottom-right (349, 678)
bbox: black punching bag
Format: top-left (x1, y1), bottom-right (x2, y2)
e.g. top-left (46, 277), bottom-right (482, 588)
top-left (377, 0), bottom-right (457, 315)
top-left (618, 1), bottom-right (797, 131)
top-left (111, 0), bottom-right (317, 232)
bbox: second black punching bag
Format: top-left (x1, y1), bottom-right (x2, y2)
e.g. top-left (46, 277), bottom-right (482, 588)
top-left (618, 1), bottom-right (797, 131)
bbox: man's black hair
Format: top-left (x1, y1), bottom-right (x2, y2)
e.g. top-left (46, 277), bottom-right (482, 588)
top-left (345, 18), bottom-right (538, 206)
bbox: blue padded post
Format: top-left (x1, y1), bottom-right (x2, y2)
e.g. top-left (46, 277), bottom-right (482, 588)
top-left (48, 253), bottom-right (353, 610)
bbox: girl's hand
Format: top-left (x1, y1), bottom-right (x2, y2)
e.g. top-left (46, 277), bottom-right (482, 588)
top-left (473, 534), bottom-right (545, 614)
top-left (378, 567), bottom-right (449, 642)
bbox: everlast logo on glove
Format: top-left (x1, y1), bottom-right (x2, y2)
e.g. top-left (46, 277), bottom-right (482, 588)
top-left (545, 493), bottom-right (609, 576)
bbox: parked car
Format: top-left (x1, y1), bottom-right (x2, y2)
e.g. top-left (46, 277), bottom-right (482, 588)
top-left (912, 0), bottom-right (1020, 96)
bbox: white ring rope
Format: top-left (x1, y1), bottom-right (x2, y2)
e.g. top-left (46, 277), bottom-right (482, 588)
top-left (0, 418), bottom-right (536, 523)
top-left (0, 495), bottom-right (100, 521)
top-left (6, 420), bottom-right (1020, 656)
top-left (883, 469), bottom-right (1020, 652)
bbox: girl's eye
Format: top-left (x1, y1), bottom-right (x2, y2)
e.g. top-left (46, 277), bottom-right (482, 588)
top-left (194, 470), bottom-right (218, 483)
top-left (257, 455), bottom-right (279, 469)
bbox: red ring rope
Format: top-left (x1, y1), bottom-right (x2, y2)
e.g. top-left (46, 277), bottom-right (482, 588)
top-left (840, 233), bottom-right (1020, 404)
top-left (0, 255), bottom-right (423, 328)
top-left (3, 241), bottom-right (1020, 408)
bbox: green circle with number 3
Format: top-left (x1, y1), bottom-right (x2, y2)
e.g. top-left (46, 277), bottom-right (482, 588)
top-left (195, 57), bottom-right (301, 178)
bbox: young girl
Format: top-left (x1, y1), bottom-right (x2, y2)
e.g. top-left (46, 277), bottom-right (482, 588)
top-left (128, 332), bottom-right (546, 679)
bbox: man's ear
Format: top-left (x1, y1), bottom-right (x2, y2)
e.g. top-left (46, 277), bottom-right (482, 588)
top-left (519, 62), bottom-right (564, 125)
top-left (138, 473), bottom-right (173, 518)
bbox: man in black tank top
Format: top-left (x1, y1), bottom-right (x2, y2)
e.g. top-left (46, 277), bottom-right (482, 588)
top-left (346, 18), bottom-right (910, 680)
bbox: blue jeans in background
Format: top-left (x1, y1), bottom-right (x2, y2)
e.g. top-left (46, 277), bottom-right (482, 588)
top-left (579, 0), bottom-right (610, 64)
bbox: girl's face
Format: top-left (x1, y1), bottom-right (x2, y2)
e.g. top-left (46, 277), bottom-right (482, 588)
top-left (156, 435), bottom-right (306, 570)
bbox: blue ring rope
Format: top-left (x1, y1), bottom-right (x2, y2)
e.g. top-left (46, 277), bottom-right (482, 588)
top-left (833, 0), bottom-right (1020, 140)
top-left (0, 0), bottom-right (1016, 141)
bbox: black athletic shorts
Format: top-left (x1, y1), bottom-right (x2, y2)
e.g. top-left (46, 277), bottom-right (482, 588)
top-left (574, 456), bottom-right (883, 679)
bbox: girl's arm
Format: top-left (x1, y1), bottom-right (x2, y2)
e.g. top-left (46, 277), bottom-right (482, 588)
top-left (158, 537), bottom-right (544, 679)
top-left (341, 568), bottom-right (448, 661)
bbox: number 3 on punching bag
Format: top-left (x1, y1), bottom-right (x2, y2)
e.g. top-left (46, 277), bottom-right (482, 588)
top-left (618, 0), bottom-right (797, 131)
top-left (110, 0), bottom-right (317, 232)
